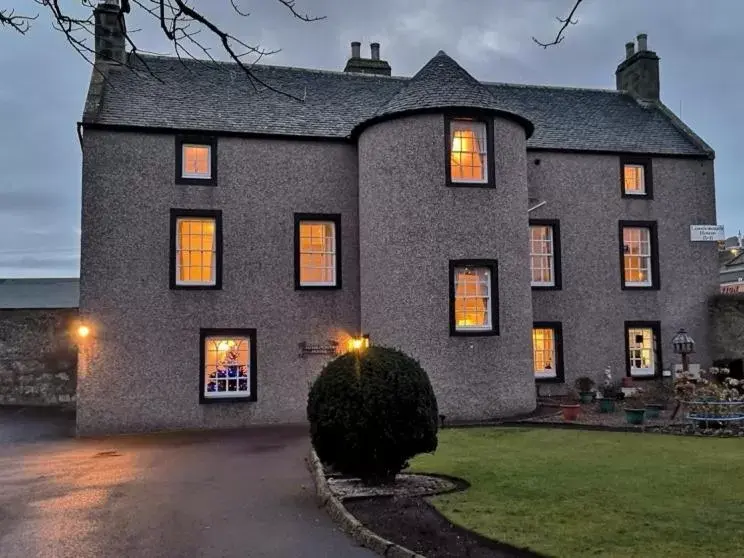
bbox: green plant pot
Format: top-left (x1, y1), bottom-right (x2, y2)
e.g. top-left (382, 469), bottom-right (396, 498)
top-left (645, 404), bottom-right (664, 419)
top-left (598, 398), bottom-right (616, 413)
top-left (579, 391), bottom-right (594, 404)
top-left (625, 408), bottom-right (646, 425)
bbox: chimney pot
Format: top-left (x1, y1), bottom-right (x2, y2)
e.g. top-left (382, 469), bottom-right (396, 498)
top-left (625, 42), bottom-right (635, 59)
top-left (370, 42), bottom-right (380, 61)
top-left (351, 41), bottom-right (361, 59)
top-left (637, 33), bottom-right (648, 52)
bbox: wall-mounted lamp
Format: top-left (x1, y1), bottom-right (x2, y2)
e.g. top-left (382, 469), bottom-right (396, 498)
top-left (76, 325), bottom-right (91, 339)
top-left (347, 334), bottom-right (370, 353)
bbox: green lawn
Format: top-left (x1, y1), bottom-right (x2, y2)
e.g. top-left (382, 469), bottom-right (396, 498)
top-left (410, 427), bottom-right (744, 558)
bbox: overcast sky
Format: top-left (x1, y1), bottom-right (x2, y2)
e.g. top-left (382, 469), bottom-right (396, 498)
top-left (0, 0), bottom-right (740, 277)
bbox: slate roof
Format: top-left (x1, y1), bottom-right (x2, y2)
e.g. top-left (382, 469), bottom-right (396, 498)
top-left (0, 278), bottom-right (79, 309)
top-left (86, 51), bottom-right (712, 157)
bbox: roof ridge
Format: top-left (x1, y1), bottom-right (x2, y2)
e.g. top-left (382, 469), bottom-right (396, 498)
top-left (483, 80), bottom-right (622, 94)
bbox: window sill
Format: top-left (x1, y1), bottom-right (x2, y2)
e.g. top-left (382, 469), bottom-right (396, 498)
top-left (535, 376), bottom-right (564, 384)
top-left (450, 329), bottom-right (499, 337)
top-left (200, 394), bottom-right (257, 404)
top-left (531, 284), bottom-right (560, 291)
top-left (622, 283), bottom-right (657, 291)
top-left (446, 179), bottom-right (496, 189)
top-left (621, 192), bottom-right (653, 200)
top-left (171, 283), bottom-right (221, 291)
top-left (295, 284), bottom-right (341, 291)
top-left (176, 176), bottom-right (217, 186)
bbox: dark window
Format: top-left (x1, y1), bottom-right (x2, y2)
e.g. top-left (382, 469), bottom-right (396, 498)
top-left (620, 155), bottom-right (653, 199)
top-left (294, 213), bottom-right (342, 290)
top-left (619, 220), bottom-right (659, 290)
top-left (449, 259), bottom-right (499, 336)
top-left (529, 219), bottom-right (562, 290)
top-left (533, 322), bottom-right (564, 383)
top-left (445, 114), bottom-right (495, 188)
top-left (624, 321), bottom-right (662, 379)
top-left (200, 328), bottom-right (257, 403)
top-left (175, 135), bottom-right (218, 186)
top-left (169, 209), bottom-right (223, 290)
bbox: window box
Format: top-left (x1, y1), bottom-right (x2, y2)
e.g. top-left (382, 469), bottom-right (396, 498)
top-left (620, 155), bottom-right (652, 199)
top-left (175, 135), bottom-right (218, 185)
top-left (624, 321), bottom-right (661, 379)
top-left (530, 219), bottom-right (562, 290)
top-left (169, 209), bottom-right (223, 290)
top-left (619, 220), bottom-right (659, 290)
top-left (445, 114), bottom-right (495, 188)
top-left (533, 322), bottom-right (564, 383)
top-left (449, 259), bottom-right (499, 336)
top-left (200, 328), bottom-right (257, 403)
top-left (294, 213), bottom-right (342, 290)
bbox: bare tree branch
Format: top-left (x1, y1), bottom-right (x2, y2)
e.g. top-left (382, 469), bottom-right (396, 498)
top-left (0, 8), bottom-right (37, 34)
top-left (532, 0), bottom-right (584, 48)
top-left (275, 0), bottom-right (324, 22)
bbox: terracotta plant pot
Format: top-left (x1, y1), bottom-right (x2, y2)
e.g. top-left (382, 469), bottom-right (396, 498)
top-left (598, 397), bottom-right (616, 413)
top-left (579, 391), bottom-right (594, 404)
top-left (561, 404), bottom-right (581, 422)
top-left (645, 404), bottom-right (664, 419)
top-left (625, 408), bottom-right (646, 425)
top-left (622, 377), bottom-right (634, 388)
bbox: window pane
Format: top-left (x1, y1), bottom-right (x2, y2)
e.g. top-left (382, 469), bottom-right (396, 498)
top-left (299, 221), bottom-right (336, 286)
top-left (533, 327), bottom-right (556, 378)
top-left (627, 327), bottom-right (655, 376)
top-left (451, 121), bottom-right (487, 183)
top-left (624, 164), bottom-right (645, 194)
top-left (177, 217), bottom-right (216, 285)
top-left (623, 227), bottom-right (652, 286)
top-left (204, 337), bottom-right (251, 398)
top-left (454, 266), bottom-right (491, 330)
top-left (530, 226), bottom-right (554, 286)
top-left (183, 144), bottom-right (211, 178)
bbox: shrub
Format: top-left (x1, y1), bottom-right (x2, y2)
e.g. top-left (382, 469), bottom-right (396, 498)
top-left (307, 346), bottom-right (439, 484)
top-left (575, 376), bottom-right (595, 393)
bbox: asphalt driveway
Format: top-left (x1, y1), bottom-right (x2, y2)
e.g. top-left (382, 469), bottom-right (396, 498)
top-left (0, 411), bottom-right (374, 558)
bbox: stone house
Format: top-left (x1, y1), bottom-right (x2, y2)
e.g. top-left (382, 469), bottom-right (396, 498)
top-left (77, 3), bottom-right (719, 434)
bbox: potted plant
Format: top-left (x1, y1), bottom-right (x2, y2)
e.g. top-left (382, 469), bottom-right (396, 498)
top-left (598, 380), bottom-right (621, 413)
top-left (561, 389), bottom-right (581, 422)
top-left (624, 389), bottom-right (646, 425)
top-left (575, 376), bottom-right (596, 404)
top-left (622, 376), bottom-right (634, 388)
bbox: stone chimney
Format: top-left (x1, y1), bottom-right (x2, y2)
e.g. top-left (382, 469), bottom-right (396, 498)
top-left (94, 1), bottom-right (126, 64)
top-left (615, 33), bottom-right (660, 101)
top-left (344, 41), bottom-right (391, 76)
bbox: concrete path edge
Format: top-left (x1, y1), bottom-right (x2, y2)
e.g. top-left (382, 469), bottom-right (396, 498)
top-left (307, 448), bottom-right (426, 558)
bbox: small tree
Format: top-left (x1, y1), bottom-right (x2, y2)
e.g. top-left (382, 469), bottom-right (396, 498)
top-left (307, 346), bottom-right (438, 484)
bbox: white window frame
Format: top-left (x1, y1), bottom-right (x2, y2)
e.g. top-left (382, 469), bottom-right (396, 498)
top-left (530, 225), bottom-right (555, 287)
top-left (299, 220), bottom-right (337, 287)
top-left (454, 266), bottom-right (492, 332)
top-left (182, 143), bottom-right (212, 179)
top-left (623, 164), bottom-right (646, 195)
top-left (627, 327), bottom-right (656, 377)
top-left (203, 334), bottom-right (253, 400)
top-left (175, 216), bottom-right (217, 287)
top-left (450, 120), bottom-right (488, 184)
top-left (623, 227), bottom-right (652, 287)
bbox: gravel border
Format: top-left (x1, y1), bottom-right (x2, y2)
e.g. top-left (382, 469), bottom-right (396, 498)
top-left (307, 448), bottom-right (426, 558)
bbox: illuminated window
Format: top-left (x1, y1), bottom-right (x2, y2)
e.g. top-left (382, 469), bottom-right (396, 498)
top-left (623, 164), bottom-right (645, 195)
top-left (449, 260), bottom-right (498, 335)
top-left (533, 324), bottom-right (564, 381)
top-left (530, 225), bottom-right (554, 286)
top-left (182, 144), bottom-right (211, 179)
top-left (170, 209), bottom-right (222, 289)
top-left (295, 214), bottom-right (341, 289)
top-left (621, 222), bottom-right (658, 288)
top-left (200, 329), bottom-right (256, 402)
top-left (176, 135), bottom-right (217, 185)
top-left (449, 120), bottom-right (487, 183)
top-left (625, 322), bottom-right (659, 378)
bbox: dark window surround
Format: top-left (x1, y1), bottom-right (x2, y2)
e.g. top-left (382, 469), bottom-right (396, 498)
top-left (618, 220), bottom-right (660, 291)
top-left (199, 328), bottom-right (258, 403)
top-left (449, 259), bottom-right (499, 337)
top-left (175, 134), bottom-right (218, 186)
top-left (624, 320), bottom-right (662, 380)
top-left (620, 155), bottom-right (653, 199)
top-left (294, 213), bottom-right (342, 290)
top-left (444, 112), bottom-right (496, 189)
top-left (533, 321), bottom-right (565, 384)
top-left (529, 219), bottom-right (562, 291)
top-left (169, 208), bottom-right (223, 290)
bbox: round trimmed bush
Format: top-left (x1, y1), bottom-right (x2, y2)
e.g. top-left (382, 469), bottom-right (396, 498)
top-left (307, 346), bottom-right (438, 484)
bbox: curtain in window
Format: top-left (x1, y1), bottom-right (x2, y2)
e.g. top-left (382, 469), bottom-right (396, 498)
top-left (451, 123), bottom-right (485, 181)
top-left (454, 268), bottom-right (490, 328)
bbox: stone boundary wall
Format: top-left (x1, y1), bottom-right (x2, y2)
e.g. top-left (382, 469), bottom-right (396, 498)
top-left (0, 308), bottom-right (78, 407)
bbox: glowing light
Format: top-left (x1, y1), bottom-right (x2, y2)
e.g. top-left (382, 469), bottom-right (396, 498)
top-left (347, 335), bottom-right (370, 353)
top-left (77, 325), bottom-right (90, 338)
top-left (217, 341), bottom-right (230, 351)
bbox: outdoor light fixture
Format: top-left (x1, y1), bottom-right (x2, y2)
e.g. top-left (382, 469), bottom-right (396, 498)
top-left (77, 325), bottom-right (91, 339)
top-left (347, 334), bottom-right (370, 353)
top-left (671, 328), bottom-right (695, 373)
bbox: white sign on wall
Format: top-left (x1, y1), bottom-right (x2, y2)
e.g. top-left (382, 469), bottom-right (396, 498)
top-left (690, 225), bottom-right (725, 242)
